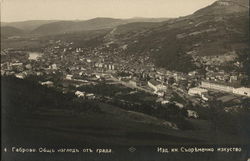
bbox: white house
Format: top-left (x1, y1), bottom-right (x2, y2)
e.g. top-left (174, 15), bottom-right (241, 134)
top-left (187, 110), bottom-right (199, 119)
top-left (86, 93), bottom-right (95, 99)
top-left (148, 79), bottom-right (167, 92)
top-left (233, 87), bottom-right (250, 97)
top-left (75, 91), bottom-right (85, 98)
top-left (66, 74), bottom-right (73, 80)
top-left (40, 81), bottom-right (54, 87)
top-left (51, 64), bottom-right (57, 70)
top-left (15, 73), bottom-right (25, 79)
top-left (154, 90), bottom-right (165, 97)
top-left (188, 87), bottom-right (208, 96)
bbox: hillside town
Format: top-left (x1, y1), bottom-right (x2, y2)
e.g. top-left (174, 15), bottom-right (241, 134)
top-left (1, 38), bottom-right (249, 116)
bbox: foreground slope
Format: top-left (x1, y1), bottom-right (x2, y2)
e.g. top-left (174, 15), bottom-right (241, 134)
top-left (2, 76), bottom-right (249, 147)
top-left (2, 77), bottom-right (208, 146)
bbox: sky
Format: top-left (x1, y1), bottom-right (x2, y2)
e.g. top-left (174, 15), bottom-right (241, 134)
top-left (1, 0), bottom-right (217, 22)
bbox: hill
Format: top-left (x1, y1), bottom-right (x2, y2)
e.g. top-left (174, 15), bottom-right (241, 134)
top-left (194, 0), bottom-right (249, 15)
top-left (2, 76), bottom-right (207, 147)
top-left (1, 20), bottom-right (59, 31)
top-left (31, 18), bottom-right (128, 35)
top-left (0, 26), bottom-right (24, 38)
top-left (31, 17), bottom-right (171, 35)
top-left (2, 77), bottom-right (249, 161)
top-left (101, 0), bottom-right (249, 72)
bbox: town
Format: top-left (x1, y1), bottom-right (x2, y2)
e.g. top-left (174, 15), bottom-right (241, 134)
top-left (1, 37), bottom-right (249, 119)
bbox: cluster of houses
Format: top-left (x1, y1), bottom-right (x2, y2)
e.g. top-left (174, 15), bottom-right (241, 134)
top-left (205, 70), bottom-right (239, 83)
top-left (94, 62), bottom-right (117, 71)
top-left (2, 37), bottom-right (249, 113)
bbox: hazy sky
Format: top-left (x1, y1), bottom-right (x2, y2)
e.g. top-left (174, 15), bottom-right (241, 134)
top-left (1, 0), bottom-right (216, 22)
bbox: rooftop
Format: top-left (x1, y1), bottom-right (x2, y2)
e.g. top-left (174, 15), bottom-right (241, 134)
top-left (148, 79), bottom-right (161, 86)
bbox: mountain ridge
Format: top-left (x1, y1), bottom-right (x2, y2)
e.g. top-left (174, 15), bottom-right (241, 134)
top-left (194, 0), bottom-right (249, 15)
top-left (1, 20), bottom-right (59, 31)
top-left (31, 17), bottom-right (171, 35)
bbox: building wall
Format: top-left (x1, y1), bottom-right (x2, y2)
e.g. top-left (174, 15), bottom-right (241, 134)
top-left (201, 81), bottom-right (250, 97)
top-left (156, 84), bottom-right (167, 91)
top-left (233, 88), bottom-right (250, 97)
top-left (201, 81), bottom-right (234, 93)
top-left (148, 81), bottom-right (158, 91)
top-left (129, 80), bottom-right (137, 87)
top-left (188, 87), bottom-right (207, 96)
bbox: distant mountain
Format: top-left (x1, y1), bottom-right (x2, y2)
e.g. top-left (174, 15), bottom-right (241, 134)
top-left (31, 17), bottom-right (171, 35)
top-left (0, 26), bottom-right (24, 38)
top-left (32, 18), bottom-right (126, 35)
top-left (1, 20), bottom-right (59, 31)
top-left (0, 18), bottom-right (171, 36)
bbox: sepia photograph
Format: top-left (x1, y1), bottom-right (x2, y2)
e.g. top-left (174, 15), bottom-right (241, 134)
top-left (1, 0), bottom-right (250, 160)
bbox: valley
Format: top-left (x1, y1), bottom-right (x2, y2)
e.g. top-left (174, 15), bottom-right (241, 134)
top-left (1, 0), bottom-right (250, 149)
